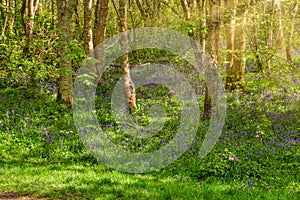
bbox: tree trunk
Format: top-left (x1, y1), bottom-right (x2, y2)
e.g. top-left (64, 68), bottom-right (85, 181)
top-left (7, 0), bottom-right (15, 34)
top-left (26, 0), bottom-right (39, 42)
top-left (252, 3), bottom-right (263, 71)
top-left (74, 0), bottom-right (80, 28)
top-left (135, 0), bottom-right (146, 19)
top-left (181, 0), bottom-right (191, 20)
top-left (231, 3), bottom-right (248, 90)
top-left (83, 0), bottom-right (94, 55)
top-left (119, 0), bottom-right (137, 112)
top-left (285, 1), bottom-right (298, 65)
top-left (21, 0), bottom-right (39, 55)
top-left (274, 0), bottom-right (284, 48)
top-left (0, 0), bottom-right (8, 40)
top-left (94, 0), bottom-right (109, 83)
top-left (51, 0), bottom-right (54, 29)
top-left (197, 0), bottom-right (207, 51)
top-left (203, 0), bottom-right (220, 118)
top-left (20, 0), bottom-right (26, 32)
top-left (225, 3), bottom-right (236, 90)
top-left (57, 0), bottom-right (77, 108)
top-left (225, 0), bottom-right (249, 90)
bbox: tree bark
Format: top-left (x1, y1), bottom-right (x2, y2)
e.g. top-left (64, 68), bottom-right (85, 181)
top-left (0, 0), bottom-right (8, 40)
top-left (20, 0), bottom-right (39, 55)
top-left (26, 0), bottom-right (39, 42)
top-left (198, 0), bottom-right (207, 51)
top-left (225, 0), bottom-right (249, 90)
top-left (119, 0), bottom-right (137, 112)
top-left (274, 0), bottom-right (284, 48)
top-left (135, 0), bottom-right (146, 19)
top-left (94, 0), bottom-right (109, 83)
top-left (203, 0), bottom-right (220, 118)
top-left (225, 3), bottom-right (236, 90)
top-left (83, 0), bottom-right (94, 55)
top-left (231, 1), bottom-right (248, 89)
top-left (57, 0), bottom-right (77, 108)
top-left (285, 1), bottom-right (298, 65)
top-left (181, 0), bottom-right (191, 20)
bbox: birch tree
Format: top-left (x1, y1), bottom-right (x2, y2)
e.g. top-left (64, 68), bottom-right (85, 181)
top-left (94, 0), bottom-right (109, 83)
top-left (57, 0), bottom-right (77, 108)
top-left (119, 0), bottom-right (137, 111)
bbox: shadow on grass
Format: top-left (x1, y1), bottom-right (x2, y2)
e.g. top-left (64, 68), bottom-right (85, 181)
top-left (1, 160), bottom-right (299, 200)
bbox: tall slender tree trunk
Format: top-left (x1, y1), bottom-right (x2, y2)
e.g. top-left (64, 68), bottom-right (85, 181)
top-left (20, 0), bottom-right (39, 55)
top-left (274, 0), bottom-right (284, 48)
top-left (57, 0), bottom-right (77, 108)
top-left (135, 0), bottom-right (146, 19)
top-left (0, 0), bottom-right (8, 40)
top-left (252, 3), bottom-right (263, 71)
top-left (26, 0), bottom-right (39, 42)
top-left (119, 0), bottom-right (137, 111)
top-left (225, 0), bottom-right (249, 90)
top-left (74, 0), bottom-right (80, 28)
top-left (225, 3), bottom-right (236, 90)
top-left (51, 0), bottom-right (54, 29)
top-left (7, 0), bottom-right (15, 34)
top-left (231, 3), bottom-right (248, 89)
top-left (285, 1), bottom-right (298, 65)
top-left (197, 0), bottom-right (207, 52)
top-left (203, 0), bottom-right (220, 117)
top-left (181, 0), bottom-right (191, 20)
top-left (94, 0), bottom-right (109, 83)
top-left (83, 0), bottom-right (94, 55)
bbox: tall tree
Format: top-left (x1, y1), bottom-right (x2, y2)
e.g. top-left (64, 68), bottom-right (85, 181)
top-left (94, 0), bottom-right (109, 83)
top-left (225, 0), bottom-right (250, 90)
top-left (57, 0), bottom-right (77, 108)
top-left (197, 0), bottom-right (207, 52)
top-left (21, 0), bottom-right (40, 42)
top-left (83, 0), bottom-right (94, 55)
top-left (119, 0), bottom-right (137, 111)
top-left (285, 0), bottom-right (298, 65)
top-left (225, 0), bottom-right (236, 90)
top-left (249, 0), bottom-right (263, 71)
top-left (181, 0), bottom-right (191, 20)
top-left (203, 0), bottom-right (221, 117)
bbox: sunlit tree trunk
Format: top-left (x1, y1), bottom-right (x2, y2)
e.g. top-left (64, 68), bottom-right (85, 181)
top-left (83, 0), bottom-right (97, 79)
top-left (181, 0), bottom-right (191, 20)
top-left (231, 2), bottom-right (248, 89)
top-left (203, 0), bottom-right (220, 117)
top-left (20, 0), bottom-right (39, 55)
top-left (0, 0), bottom-right (8, 40)
top-left (225, 0), bottom-right (249, 90)
top-left (251, 2), bottom-right (263, 71)
top-left (94, 0), bottom-right (109, 83)
top-left (119, 0), bottom-right (137, 111)
top-left (285, 1), bottom-right (298, 65)
top-left (135, 0), bottom-right (146, 19)
top-left (274, 0), bottom-right (284, 47)
top-left (0, 0), bottom-right (17, 39)
top-left (225, 2), bottom-right (236, 90)
top-left (26, 0), bottom-right (39, 42)
top-left (197, 0), bottom-right (207, 51)
top-left (57, 0), bottom-right (77, 108)
top-left (83, 0), bottom-right (94, 55)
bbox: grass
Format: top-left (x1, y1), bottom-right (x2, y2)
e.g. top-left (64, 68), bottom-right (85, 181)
top-left (0, 161), bottom-right (299, 200)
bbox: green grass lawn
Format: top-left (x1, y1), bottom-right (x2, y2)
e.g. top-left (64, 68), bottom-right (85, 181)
top-left (0, 161), bottom-right (299, 200)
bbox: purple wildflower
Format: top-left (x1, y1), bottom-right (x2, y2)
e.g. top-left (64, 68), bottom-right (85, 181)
top-left (247, 179), bottom-right (253, 187)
